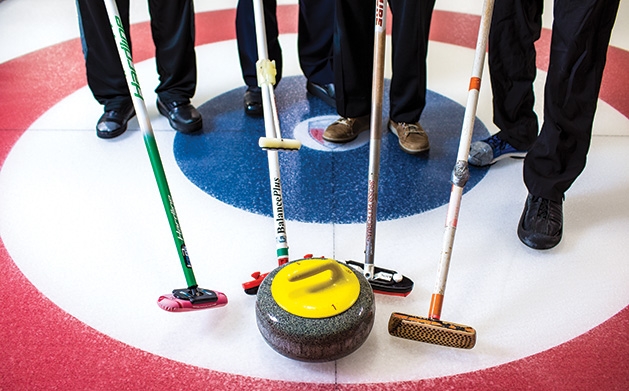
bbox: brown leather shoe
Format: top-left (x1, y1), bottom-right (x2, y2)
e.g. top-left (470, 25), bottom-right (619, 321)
top-left (389, 120), bottom-right (430, 154)
top-left (322, 115), bottom-right (370, 143)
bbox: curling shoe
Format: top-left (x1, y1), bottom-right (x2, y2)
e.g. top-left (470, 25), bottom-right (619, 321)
top-left (306, 81), bottom-right (336, 108)
top-left (518, 194), bottom-right (563, 250)
top-left (323, 115), bottom-right (370, 143)
top-left (157, 98), bottom-right (202, 133)
top-left (244, 86), bottom-right (263, 117)
top-left (96, 105), bottom-right (135, 139)
top-left (468, 133), bottom-right (526, 167)
top-left (389, 120), bottom-right (430, 154)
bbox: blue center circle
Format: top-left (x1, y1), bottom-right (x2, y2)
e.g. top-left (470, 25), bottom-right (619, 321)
top-left (173, 76), bottom-right (489, 224)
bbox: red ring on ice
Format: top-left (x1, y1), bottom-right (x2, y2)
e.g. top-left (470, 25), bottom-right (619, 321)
top-left (1, 6), bottom-right (628, 390)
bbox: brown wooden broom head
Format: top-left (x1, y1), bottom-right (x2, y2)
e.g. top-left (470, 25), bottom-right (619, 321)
top-left (388, 312), bottom-right (476, 349)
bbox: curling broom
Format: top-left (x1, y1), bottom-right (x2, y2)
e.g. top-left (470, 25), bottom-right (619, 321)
top-left (347, 0), bottom-right (413, 297)
top-left (388, 0), bottom-right (495, 348)
top-left (242, 0), bottom-right (300, 294)
top-left (103, 0), bottom-right (227, 312)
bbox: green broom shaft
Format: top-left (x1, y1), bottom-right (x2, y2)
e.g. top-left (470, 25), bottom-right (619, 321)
top-left (143, 135), bottom-right (198, 288)
top-left (103, 0), bottom-right (197, 288)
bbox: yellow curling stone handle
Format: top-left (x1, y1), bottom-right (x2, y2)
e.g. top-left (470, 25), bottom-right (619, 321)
top-left (271, 258), bottom-right (360, 319)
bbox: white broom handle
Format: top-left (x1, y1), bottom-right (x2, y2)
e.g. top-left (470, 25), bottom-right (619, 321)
top-left (253, 0), bottom-right (283, 141)
top-left (364, 0), bottom-right (388, 280)
top-left (455, 0), bottom-right (493, 163)
top-left (102, 0), bottom-right (152, 137)
top-left (431, 0), bottom-right (494, 319)
top-left (252, 0), bottom-right (289, 264)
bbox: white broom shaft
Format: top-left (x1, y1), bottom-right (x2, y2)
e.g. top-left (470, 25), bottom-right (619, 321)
top-left (432, 0), bottom-right (495, 307)
top-left (252, 0), bottom-right (268, 62)
top-left (267, 150), bottom-right (288, 263)
top-left (252, 0), bottom-right (280, 140)
top-left (364, 0), bottom-right (387, 278)
top-left (252, 0), bottom-right (289, 262)
top-left (369, 0), bottom-right (387, 142)
top-left (103, 0), bottom-right (152, 138)
top-left (455, 0), bottom-right (493, 163)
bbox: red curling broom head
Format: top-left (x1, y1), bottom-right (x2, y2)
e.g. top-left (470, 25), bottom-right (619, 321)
top-left (157, 287), bottom-right (228, 312)
top-left (242, 271), bottom-right (270, 295)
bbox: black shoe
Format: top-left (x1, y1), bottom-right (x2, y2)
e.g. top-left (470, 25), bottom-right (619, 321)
top-left (96, 105), bottom-right (135, 139)
top-left (157, 98), bottom-right (202, 133)
top-left (244, 86), bottom-right (263, 117)
top-left (306, 81), bottom-right (335, 108)
top-left (518, 194), bottom-right (563, 250)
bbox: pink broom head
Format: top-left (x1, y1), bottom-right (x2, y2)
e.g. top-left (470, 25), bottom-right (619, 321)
top-left (157, 287), bottom-right (228, 312)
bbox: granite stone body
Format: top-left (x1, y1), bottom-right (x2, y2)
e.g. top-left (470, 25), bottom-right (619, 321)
top-left (255, 260), bottom-right (375, 362)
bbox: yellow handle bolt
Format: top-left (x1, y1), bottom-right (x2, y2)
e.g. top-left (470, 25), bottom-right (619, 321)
top-left (271, 259), bottom-right (361, 319)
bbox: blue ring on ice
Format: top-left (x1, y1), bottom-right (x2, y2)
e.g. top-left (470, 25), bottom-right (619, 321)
top-left (173, 76), bottom-right (490, 224)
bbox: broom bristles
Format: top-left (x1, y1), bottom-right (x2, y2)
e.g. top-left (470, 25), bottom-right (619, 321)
top-left (157, 288), bottom-right (228, 312)
top-left (388, 312), bottom-right (476, 349)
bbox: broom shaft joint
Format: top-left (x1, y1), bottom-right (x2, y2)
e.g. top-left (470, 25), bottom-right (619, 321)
top-left (451, 160), bottom-right (469, 188)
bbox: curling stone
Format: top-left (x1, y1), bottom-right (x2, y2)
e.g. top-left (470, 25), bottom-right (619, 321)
top-left (255, 257), bottom-right (375, 362)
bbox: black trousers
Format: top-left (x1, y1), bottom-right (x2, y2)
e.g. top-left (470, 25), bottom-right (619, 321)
top-left (334, 0), bottom-right (435, 123)
top-left (489, 0), bottom-right (620, 202)
top-left (235, 0), bottom-right (334, 88)
top-left (76, 0), bottom-right (197, 111)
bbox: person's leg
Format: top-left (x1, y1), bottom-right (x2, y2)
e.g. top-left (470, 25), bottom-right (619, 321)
top-left (387, 0), bottom-right (435, 154)
top-left (298, 0), bottom-right (334, 85)
top-left (149, 0), bottom-right (202, 133)
top-left (76, 0), bottom-right (132, 111)
top-left (488, 0), bottom-right (543, 151)
top-left (388, 0), bottom-right (435, 124)
top-left (518, 0), bottom-right (620, 249)
top-left (148, 0), bottom-right (197, 103)
top-left (333, 0), bottom-right (374, 118)
top-left (236, 0), bottom-right (282, 116)
top-left (323, 0), bottom-right (373, 143)
top-left (299, 0), bottom-right (336, 107)
top-left (524, 0), bottom-right (621, 202)
top-left (76, 0), bottom-right (134, 138)
top-left (468, 0), bottom-right (543, 165)
top-left (236, 0), bottom-right (282, 88)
